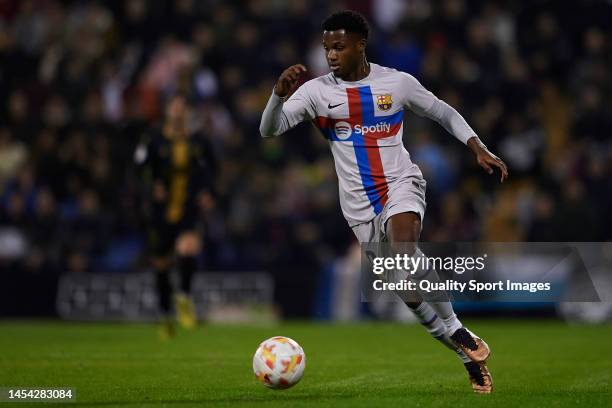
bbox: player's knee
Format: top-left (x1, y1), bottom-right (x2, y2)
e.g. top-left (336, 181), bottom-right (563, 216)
top-left (176, 232), bottom-right (201, 255)
top-left (390, 240), bottom-right (418, 257)
top-left (387, 212), bottom-right (421, 255)
top-left (389, 234), bottom-right (418, 257)
top-left (152, 256), bottom-right (171, 270)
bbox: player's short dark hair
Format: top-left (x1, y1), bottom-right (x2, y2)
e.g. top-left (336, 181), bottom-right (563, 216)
top-left (322, 10), bottom-right (369, 40)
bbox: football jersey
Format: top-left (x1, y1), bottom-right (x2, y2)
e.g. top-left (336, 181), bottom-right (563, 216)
top-left (260, 63), bottom-right (475, 226)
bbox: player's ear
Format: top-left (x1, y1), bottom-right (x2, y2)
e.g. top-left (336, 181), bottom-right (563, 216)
top-left (358, 38), bottom-right (367, 52)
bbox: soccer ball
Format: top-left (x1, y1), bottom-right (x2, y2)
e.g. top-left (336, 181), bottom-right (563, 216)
top-left (253, 336), bottom-right (306, 389)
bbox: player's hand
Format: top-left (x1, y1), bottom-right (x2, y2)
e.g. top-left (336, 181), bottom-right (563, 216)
top-left (274, 64), bottom-right (307, 98)
top-left (153, 180), bottom-right (167, 202)
top-left (467, 137), bottom-right (509, 183)
top-left (197, 191), bottom-right (215, 212)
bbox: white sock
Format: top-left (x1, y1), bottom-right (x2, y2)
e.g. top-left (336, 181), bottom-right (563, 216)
top-left (409, 302), bottom-right (470, 362)
top-left (408, 248), bottom-right (463, 336)
top-left (430, 302), bottom-right (463, 335)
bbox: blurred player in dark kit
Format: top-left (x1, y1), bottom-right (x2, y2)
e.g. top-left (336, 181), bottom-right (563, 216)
top-left (136, 94), bottom-right (217, 339)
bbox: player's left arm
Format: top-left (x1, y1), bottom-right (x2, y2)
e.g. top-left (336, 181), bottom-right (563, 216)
top-left (401, 73), bottom-right (508, 182)
top-left (465, 136), bottom-right (508, 182)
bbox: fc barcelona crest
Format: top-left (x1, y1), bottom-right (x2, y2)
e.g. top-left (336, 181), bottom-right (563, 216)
top-left (377, 94), bottom-right (393, 111)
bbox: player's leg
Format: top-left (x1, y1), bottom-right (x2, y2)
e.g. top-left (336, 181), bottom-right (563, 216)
top-left (386, 211), bottom-right (492, 393)
top-left (387, 212), bottom-right (490, 360)
top-left (407, 298), bottom-right (491, 393)
top-left (176, 230), bottom-right (199, 294)
top-left (152, 255), bottom-right (173, 314)
top-left (150, 223), bottom-right (177, 339)
top-left (405, 300), bottom-right (469, 357)
top-left (152, 254), bottom-right (175, 340)
top-left (174, 230), bottom-right (200, 329)
top-left (354, 214), bottom-right (468, 359)
top-left (386, 213), bottom-right (463, 345)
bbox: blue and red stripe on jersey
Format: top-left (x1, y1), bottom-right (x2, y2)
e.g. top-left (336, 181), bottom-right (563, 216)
top-left (313, 86), bottom-right (403, 214)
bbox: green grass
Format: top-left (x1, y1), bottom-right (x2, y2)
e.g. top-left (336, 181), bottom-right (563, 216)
top-left (0, 320), bottom-right (610, 407)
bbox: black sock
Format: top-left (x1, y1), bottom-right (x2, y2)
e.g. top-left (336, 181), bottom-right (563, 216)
top-left (178, 256), bottom-right (197, 294)
top-left (155, 268), bottom-right (172, 314)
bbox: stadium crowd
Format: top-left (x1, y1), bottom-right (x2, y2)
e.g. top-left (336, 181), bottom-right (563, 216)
top-left (1, 0), bottom-right (611, 311)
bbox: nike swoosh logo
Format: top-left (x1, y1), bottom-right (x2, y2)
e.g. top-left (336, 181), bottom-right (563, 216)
top-left (328, 102), bottom-right (345, 109)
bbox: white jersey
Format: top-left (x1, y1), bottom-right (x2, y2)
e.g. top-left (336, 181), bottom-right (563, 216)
top-left (260, 63), bottom-right (476, 226)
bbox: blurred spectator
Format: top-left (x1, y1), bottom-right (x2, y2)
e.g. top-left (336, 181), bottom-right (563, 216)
top-left (0, 1), bottom-right (611, 317)
top-left (0, 128), bottom-right (27, 184)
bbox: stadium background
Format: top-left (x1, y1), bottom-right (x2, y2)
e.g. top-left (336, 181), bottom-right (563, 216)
top-left (0, 0), bottom-right (611, 319)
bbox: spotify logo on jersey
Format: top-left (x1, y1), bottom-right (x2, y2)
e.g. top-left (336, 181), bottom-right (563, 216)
top-left (333, 121), bottom-right (393, 140)
top-left (334, 121), bottom-right (352, 140)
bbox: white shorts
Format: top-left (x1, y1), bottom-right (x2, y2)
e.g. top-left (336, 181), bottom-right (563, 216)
top-left (351, 176), bottom-right (426, 243)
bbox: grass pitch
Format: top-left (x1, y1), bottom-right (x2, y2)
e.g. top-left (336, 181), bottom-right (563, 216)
top-left (0, 319), bottom-right (610, 407)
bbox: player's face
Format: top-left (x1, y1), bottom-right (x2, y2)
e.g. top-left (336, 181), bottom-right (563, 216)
top-left (165, 96), bottom-right (191, 136)
top-left (322, 30), bottom-right (365, 79)
top-left (166, 96), bottom-right (188, 123)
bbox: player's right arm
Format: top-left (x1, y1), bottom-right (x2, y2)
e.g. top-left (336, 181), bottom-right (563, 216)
top-left (134, 132), bottom-right (166, 203)
top-left (400, 73), bottom-right (509, 182)
top-left (259, 64), bottom-right (315, 138)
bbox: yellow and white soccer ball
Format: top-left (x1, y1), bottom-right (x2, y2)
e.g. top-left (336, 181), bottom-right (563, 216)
top-left (253, 336), bottom-right (306, 389)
